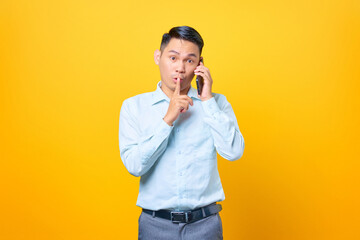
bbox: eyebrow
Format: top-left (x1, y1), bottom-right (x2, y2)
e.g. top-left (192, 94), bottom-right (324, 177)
top-left (168, 50), bottom-right (197, 58)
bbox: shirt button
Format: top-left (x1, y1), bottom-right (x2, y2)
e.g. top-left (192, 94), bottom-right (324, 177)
top-left (177, 128), bottom-right (180, 132)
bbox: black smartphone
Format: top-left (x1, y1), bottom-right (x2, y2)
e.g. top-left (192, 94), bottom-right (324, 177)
top-left (196, 58), bottom-right (204, 95)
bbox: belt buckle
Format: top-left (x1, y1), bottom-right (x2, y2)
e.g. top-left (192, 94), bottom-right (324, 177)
top-left (170, 211), bottom-right (192, 223)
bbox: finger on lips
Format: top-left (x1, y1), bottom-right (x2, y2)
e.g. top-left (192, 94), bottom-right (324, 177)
top-left (174, 77), bottom-right (181, 95)
top-left (173, 77), bottom-right (193, 112)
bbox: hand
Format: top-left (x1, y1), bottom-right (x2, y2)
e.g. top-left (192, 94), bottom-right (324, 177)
top-left (194, 61), bottom-right (213, 101)
top-left (163, 78), bottom-right (194, 126)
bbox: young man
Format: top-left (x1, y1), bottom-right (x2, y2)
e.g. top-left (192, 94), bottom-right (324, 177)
top-left (119, 26), bottom-right (245, 240)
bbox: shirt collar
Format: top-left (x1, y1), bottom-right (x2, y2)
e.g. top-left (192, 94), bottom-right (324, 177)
top-left (151, 81), bottom-right (201, 105)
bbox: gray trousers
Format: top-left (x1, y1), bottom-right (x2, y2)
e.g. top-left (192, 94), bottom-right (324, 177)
top-left (138, 211), bottom-right (223, 240)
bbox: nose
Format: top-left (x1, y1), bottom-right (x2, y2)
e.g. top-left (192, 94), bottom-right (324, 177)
top-left (175, 60), bottom-right (185, 73)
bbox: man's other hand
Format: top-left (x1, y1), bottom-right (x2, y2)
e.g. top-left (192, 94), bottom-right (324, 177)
top-left (194, 61), bottom-right (213, 101)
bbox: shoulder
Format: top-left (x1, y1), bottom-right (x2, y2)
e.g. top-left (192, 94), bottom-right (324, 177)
top-left (212, 92), bottom-right (231, 108)
top-left (212, 92), bottom-right (226, 101)
top-left (122, 91), bottom-right (154, 106)
top-left (120, 91), bottom-right (155, 117)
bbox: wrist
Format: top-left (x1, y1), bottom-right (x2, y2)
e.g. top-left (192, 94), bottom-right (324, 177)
top-left (163, 116), bottom-right (174, 126)
top-left (201, 95), bottom-right (213, 101)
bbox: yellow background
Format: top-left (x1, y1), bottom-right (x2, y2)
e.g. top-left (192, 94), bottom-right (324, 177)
top-left (1, 0), bottom-right (359, 239)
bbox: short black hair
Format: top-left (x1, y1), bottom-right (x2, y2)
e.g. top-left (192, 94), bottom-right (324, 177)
top-left (160, 26), bottom-right (204, 55)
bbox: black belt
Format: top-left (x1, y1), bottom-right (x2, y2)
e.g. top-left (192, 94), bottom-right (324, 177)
top-left (142, 203), bottom-right (222, 223)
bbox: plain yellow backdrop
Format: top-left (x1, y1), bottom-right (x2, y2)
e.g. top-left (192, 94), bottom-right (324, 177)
top-left (1, 0), bottom-right (359, 239)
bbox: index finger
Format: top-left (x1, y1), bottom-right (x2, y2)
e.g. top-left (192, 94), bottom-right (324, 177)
top-left (174, 77), bottom-right (180, 95)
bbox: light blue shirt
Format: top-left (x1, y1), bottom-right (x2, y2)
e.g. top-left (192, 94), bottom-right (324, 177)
top-left (119, 81), bottom-right (245, 211)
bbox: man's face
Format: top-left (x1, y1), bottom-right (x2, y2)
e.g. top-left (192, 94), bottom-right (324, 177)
top-left (154, 38), bottom-right (200, 95)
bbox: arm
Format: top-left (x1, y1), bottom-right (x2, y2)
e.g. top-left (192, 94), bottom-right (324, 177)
top-left (194, 61), bottom-right (245, 161)
top-left (119, 99), bottom-right (173, 177)
top-left (201, 96), bottom-right (245, 161)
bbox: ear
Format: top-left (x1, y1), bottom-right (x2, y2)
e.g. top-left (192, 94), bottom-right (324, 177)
top-left (154, 49), bottom-right (161, 65)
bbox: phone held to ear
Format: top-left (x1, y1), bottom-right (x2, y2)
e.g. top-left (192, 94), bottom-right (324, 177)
top-left (196, 58), bottom-right (204, 95)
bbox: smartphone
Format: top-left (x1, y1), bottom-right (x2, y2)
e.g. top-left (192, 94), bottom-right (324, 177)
top-left (196, 58), bottom-right (204, 95)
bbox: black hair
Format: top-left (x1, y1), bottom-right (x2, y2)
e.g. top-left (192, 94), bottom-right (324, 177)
top-left (160, 26), bottom-right (204, 55)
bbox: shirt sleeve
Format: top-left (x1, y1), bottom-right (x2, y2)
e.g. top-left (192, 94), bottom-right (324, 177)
top-left (201, 96), bottom-right (245, 161)
top-left (119, 99), bottom-right (173, 177)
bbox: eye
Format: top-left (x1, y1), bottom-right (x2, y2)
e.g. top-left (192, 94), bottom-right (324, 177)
top-left (170, 56), bottom-right (176, 61)
top-left (187, 59), bottom-right (193, 63)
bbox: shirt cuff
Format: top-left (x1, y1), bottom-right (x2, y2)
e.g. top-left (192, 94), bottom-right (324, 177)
top-left (201, 97), bottom-right (221, 117)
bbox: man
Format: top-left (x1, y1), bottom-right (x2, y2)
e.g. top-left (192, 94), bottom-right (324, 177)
top-left (119, 26), bottom-right (245, 240)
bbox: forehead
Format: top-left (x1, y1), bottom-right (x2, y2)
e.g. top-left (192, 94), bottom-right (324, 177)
top-left (163, 38), bottom-right (200, 56)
